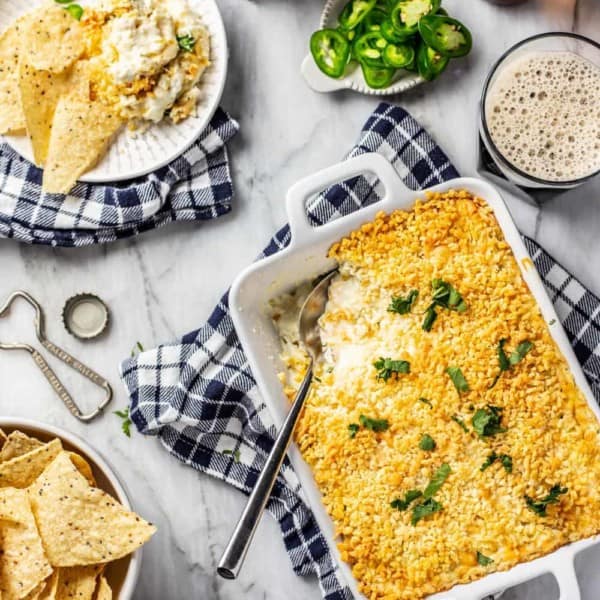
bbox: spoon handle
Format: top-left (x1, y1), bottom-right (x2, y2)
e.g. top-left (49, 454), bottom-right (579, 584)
top-left (217, 363), bottom-right (314, 579)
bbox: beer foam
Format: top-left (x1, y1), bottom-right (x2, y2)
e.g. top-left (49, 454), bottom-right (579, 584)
top-left (485, 51), bottom-right (600, 182)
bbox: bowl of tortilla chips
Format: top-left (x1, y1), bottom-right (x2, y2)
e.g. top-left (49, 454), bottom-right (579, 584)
top-left (0, 418), bottom-right (156, 600)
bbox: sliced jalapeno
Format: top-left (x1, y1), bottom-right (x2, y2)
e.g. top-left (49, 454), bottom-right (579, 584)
top-left (339, 23), bottom-right (364, 45)
top-left (340, 23), bottom-right (365, 60)
top-left (382, 43), bottom-right (415, 68)
top-left (354, 31), bottom-right (389, 67)
top-left (381, 17), bottom-right (414, 43)
top-left (418, 15), bottom-right (472, 58)
top-left (416, 41), bottom-right (449, 80)
top-left (364, 8), bottom-right (388, 32)
top-left (360, 63), bottom-right (395, 88)
top-left (339, 0), bottom-right (378, 30)
top-left (390, 0), bottom-right (440, 34)
top-left (310, 29), bottom-right (351, 78)
top-left (404, 53), bottom-right (417, 71)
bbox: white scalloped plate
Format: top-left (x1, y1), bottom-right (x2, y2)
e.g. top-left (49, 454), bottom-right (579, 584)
top-left (301, 0), bottom-right (424, 95)
top-left (0, 0), bottom-right (228, 183)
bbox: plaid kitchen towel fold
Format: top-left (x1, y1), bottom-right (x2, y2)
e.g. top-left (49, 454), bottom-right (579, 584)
top-left (0, 108), bottom-right (238, 247)
top-left (120, 102), bottom-right (600, 599)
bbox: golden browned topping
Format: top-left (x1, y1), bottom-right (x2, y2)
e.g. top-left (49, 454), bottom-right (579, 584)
top-left (279, 190), bottom-right (600, 600)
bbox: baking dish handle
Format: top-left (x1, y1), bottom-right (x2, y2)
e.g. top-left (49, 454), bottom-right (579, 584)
top-left (553, 558), bottom-right (581, 600)
top-left (285, 153), bottom-right (407, 242)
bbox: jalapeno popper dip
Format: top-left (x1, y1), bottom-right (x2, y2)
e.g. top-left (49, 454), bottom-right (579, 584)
top-left (0, 0), bottom-right (210, 193)
top-left (271, 190), bottom-right (600, 600)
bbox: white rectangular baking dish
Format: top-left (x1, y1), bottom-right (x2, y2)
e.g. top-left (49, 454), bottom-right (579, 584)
top-left (229, 153), bottom-right (600, 600)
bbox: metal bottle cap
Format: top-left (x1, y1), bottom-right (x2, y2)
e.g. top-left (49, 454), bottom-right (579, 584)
top-left (62, 293), bottom-right (109, 340)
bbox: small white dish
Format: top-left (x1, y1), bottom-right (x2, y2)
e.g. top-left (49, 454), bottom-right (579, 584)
top-left (0, 0), bottom-right (228, 183)
top-left (301, 0), bottom-right (424, 96)
top-left (0, 418), bottom-right (142, 599)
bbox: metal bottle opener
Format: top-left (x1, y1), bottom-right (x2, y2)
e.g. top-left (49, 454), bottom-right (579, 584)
top-left (0, 291), bottom-right (113, 422)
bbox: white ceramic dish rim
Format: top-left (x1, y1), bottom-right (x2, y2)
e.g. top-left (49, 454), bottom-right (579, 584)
top-left (0, 0), bottom-right (228, 183)
top-left (300, 0), bottom-right (424, 96)
top-left (229, 153), bottom-right (600, 600)
top-left (0, 417), bottom-right (141, 600)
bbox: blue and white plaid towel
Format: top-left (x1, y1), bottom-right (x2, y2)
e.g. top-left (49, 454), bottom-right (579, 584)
top-left (0, 108), bottom-right (238, 247)
top-left (120, 102), bottom-right (600, 599)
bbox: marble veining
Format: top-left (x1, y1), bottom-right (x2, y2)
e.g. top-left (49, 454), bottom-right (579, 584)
top-left (0, 1), bottom-right (599, 598)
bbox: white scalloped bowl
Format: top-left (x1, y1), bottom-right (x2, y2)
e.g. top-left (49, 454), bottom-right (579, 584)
top-left (0, 418), bottom-right (142, 600)
top-left (301, 0), bottom-right (424, 95)
top-left (0, 0), bottom-right (228, 183)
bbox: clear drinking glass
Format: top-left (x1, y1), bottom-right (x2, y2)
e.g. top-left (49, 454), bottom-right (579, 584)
top-left (479, 33), bottom-right (600, 192)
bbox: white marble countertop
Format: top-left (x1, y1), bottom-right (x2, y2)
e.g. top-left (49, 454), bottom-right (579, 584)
top-left (1, 1), bottom-right (599, 598)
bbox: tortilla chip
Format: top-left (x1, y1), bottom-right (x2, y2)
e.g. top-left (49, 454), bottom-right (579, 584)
top-left (22, 5), bottom-right (84, 73)
top-left (67, 453), bottom-right (95, 487)
top-left (36, 571), bottom-right (59, 600)
top-left (0, 18), bottom-right (28, 134)
top-left (43, 70), bottom-right (122, 194)
top-left (55, 567), bottom-right (100, 600)
top-left (0, 488), bottom-right (53, 599)
top-left (0, 431), bottom-right (43, 462)
top-left (18, 62), bottom-right (70, 166)
top-left (92, 576), bottom-right (111, 600)
top-left (28, 453), bottom-right (155, 566)
top-left (0, 434), bottom-right (92, 485)
top-left (0, 439), bottom-right (62, 488)
top-left (23, 580), bottom-right (46, 600)
top-left (0, 428), bottom-right (7, 446)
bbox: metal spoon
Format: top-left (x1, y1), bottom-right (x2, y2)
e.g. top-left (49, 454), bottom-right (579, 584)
top-left (217, 270), bottom-right (337, 580)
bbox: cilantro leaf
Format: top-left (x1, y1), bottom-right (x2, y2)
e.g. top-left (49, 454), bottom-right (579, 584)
top-left (419, 434), bottom-right (436, 451)
top-left (500, 454), bottom-right (513, 473)
top-left (446, 366), bottom-right (469, 394)
top-left (374, 357), bottom-right (410, 381)
top-left (64, 3), bottom-right (83, 19)
top-left (348, 423), bottom-right (360, 438)
top-left (223, 449), bottom-right (241, 462)
top-left (480, 451), bottom-right (512, 473)
top-left (114, 407), bottom-right (132, 438)
top-left (497, 338), bottom-right (510, 372)
top-left (472, 405), bottom-right (506, 438)
top-left (131, 340), bottom-right (145, 357)
top-left (490, 339), bottom-right (533, 387)
top-left (177, 34), bottom-right (196, 52)
top-left (388, 290), bottom-right (419, 315)
top-left (477, 551), bottom-right (494, 566)
top-left (509, 340), bottom-right (533, 365)
top-left (423, 463), bottom-right (451, 498)
top-left (451, 415), bottom-right (469, 432)
top-left (419, 397), bottom-right (433, 408)
top-left (390, 489), bottom-right (422, 511)
top-left (525, 484), bottom-right (568, 516)
top-left (432, 279), bottom-right (467, 311)
top-left (480, 451), bottom-right (498, 471)
top-left (422, 279), bottom-right (467, 330)
top-left (359, 414), bottom-right (389, 433)
top-left (448, 288), bottom-right (467, 312)
top-left (411, 497), bottom-right (442, 525)
top-left (422, 305), bottom-right (438, 331)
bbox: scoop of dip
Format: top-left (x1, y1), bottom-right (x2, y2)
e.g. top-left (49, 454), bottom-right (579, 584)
top-left (84, 0), bottom-right (210, 125)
